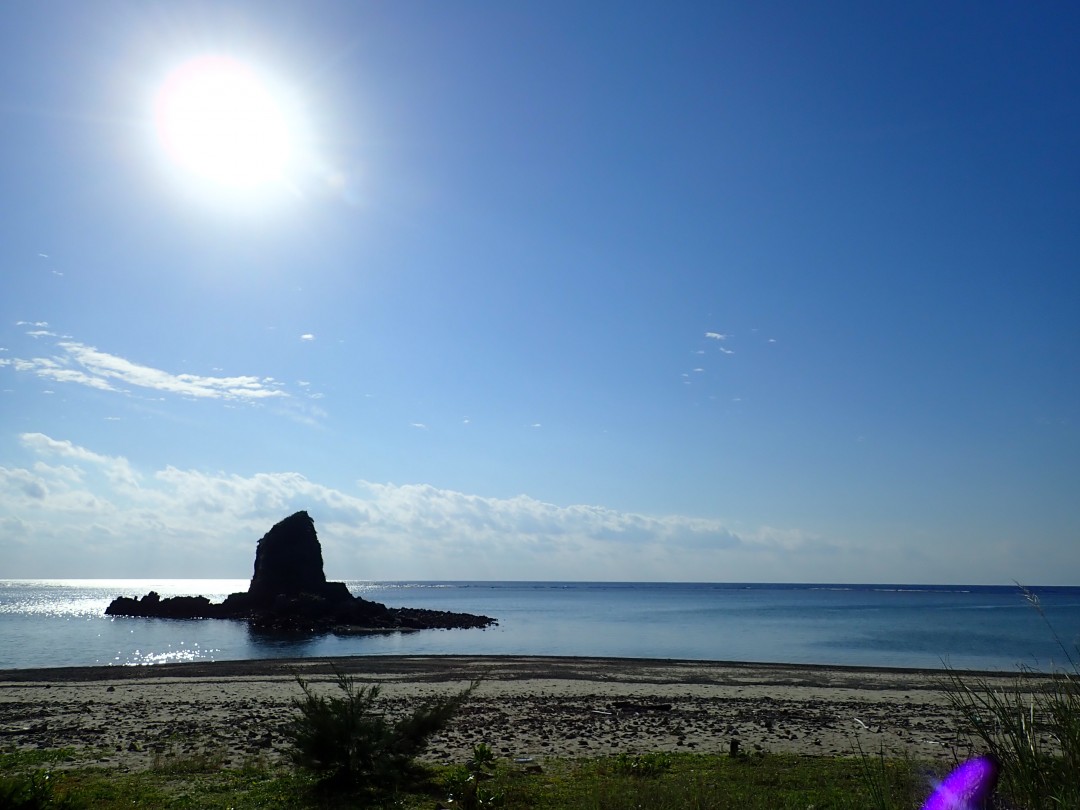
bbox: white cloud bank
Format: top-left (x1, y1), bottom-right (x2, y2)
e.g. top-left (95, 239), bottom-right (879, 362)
top-left (1, 433), bottom-right (833, 580)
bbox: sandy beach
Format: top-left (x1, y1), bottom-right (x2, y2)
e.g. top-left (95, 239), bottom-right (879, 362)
top-left (0, 655), bottom-right (1030, 771)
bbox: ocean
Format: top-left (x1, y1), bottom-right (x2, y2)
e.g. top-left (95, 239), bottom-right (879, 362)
top-left (1, 580), bottom-right (1078, 672)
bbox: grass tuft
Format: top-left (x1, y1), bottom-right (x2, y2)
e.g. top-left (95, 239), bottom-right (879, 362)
top-left (148, 739), bottom-right (230, 775)
top-left (941, 585), bottom-right (1080, 810)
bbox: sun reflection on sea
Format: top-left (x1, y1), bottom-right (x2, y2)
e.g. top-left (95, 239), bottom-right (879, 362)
top-left (120, 642), bottom-right (220, 666)
top-left (0, 579), bottom-right (248, 618)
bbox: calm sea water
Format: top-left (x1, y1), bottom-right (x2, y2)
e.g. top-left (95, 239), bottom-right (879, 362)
top-left (1, 580), bottom-right (1078, 672)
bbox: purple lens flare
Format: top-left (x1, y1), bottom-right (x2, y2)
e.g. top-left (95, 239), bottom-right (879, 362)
top-left (921, 755), bottom-right (999, 810)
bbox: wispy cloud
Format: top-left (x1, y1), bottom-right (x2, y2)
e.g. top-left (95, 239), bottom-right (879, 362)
top-left (300, 334), bottom-right (315, 341)
top-left (702, 332), bottom-right (735, 355)
top-left (16, 321), bottom-right (49, 327)
top-left (12, 356), bottom-right (116, 391)
top-left (0, 434), bottom-right (829, 579)
top-left (4, 338), bottom-right (287, 402)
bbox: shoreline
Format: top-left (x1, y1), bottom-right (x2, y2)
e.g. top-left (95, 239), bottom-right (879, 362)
top-left (0, 655), bottom-right (1047, 771)
top-left (0, 652), bottom-right (1032, 683)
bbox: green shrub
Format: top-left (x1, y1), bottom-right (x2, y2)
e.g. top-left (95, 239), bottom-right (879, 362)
top-left (443, 743), bottom-right (504, 810)
top-left (466, 741), bottom-right (497, 775)
top-left (285, 668), bottom-right (478, 792)
top-left (0, 771), bottom-right (84, 810)
top-left (444, 765), bottom-right (505, 809)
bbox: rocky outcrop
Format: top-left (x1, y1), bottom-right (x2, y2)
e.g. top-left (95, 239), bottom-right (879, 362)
top-left (105, 592), bottom-right (218, 619)
top-left (105, 511), bottom-right (496, 634)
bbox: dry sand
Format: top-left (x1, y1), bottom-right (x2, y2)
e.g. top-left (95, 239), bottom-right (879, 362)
top-left (0, 655), bottom-right (1030, 771)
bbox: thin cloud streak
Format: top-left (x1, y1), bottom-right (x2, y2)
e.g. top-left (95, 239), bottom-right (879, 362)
top-left (4, 337), bottom-right (287, 402)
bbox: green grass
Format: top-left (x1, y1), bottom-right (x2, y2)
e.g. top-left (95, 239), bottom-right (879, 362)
top-left (0, 748), bottom-right (80, 771)
top-left (515, 752), bottom-right (927, 809)
top-left (1, 747), bottom-right (932, 809)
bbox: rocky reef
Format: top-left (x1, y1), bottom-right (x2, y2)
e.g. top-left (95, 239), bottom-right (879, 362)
top-left (105, 511), bottom-right (496, 634)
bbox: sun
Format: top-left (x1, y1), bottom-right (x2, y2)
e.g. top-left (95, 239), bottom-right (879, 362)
top-left (153, 55), bottom-right (298, 192)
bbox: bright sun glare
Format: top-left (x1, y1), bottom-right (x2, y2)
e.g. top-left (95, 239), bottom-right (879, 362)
top-left (154, 55), bottom-right (297, 192)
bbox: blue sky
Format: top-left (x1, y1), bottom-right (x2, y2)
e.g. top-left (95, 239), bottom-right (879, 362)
top-left (2, 1), bottom-right (1077, 583)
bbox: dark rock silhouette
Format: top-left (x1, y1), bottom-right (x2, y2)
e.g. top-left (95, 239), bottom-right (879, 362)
top-left (250, 511), bottom-right (331, 600)
top-left (106, 511), bottom-right (496, 633)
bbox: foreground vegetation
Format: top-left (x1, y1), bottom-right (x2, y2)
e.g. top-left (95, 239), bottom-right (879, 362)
top-left (5, 599), bottom-right (1079, 810)
top-left (2, 746), bottom-right (932, 810)
top-left (1, 677), bottom-right (930, 808)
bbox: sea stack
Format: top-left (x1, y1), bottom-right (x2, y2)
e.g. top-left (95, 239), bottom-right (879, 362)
top-left (105, 511), bottom-right (496, 633)
top-left (245, 511), bottom-right (352, 606)
top-left (250, 511), bottom-right (326, 600)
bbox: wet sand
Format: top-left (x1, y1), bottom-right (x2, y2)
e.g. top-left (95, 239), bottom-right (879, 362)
top-left (0, 655), bottom-right (1026, 770)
